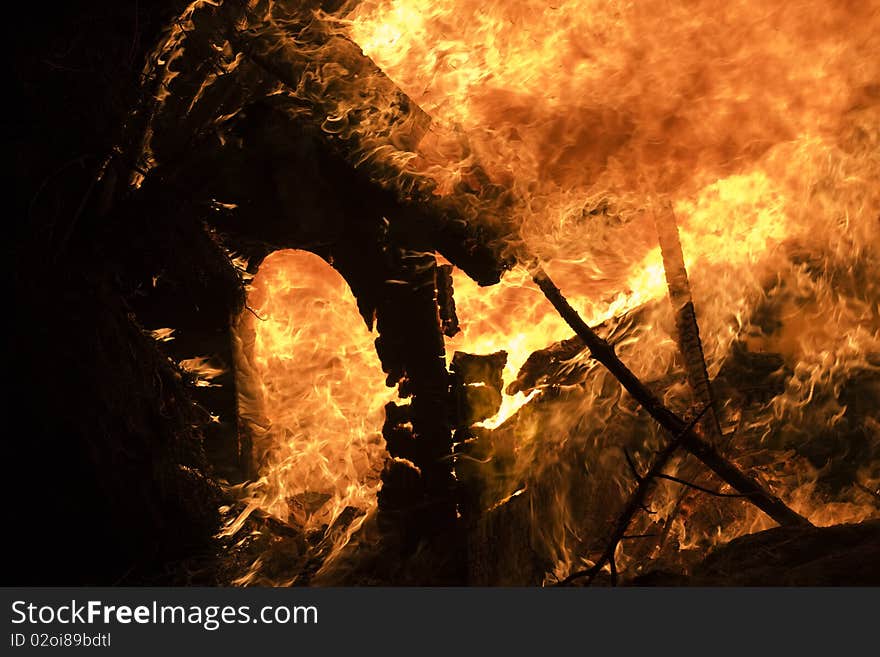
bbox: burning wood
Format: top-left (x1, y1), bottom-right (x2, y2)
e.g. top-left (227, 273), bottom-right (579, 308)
top-left (531, 264), bottom-right (811, 528)
top-left (119, 0), bottom-right (880, 586)
top-left (451, 350), bottom-right (508, 426)
top-left (653, 201), bottom-right (723, 442)
top-left (200, 5), bottom-right (823, 536)
top-left (135, 0), bottom-right (511, 284)
top-left (436, 264), bottom-right (461, 338)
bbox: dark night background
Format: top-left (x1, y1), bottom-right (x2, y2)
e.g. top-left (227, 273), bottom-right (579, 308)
top-left (7, 0), bottom-right (472, 586)
top-left (9, 1), bottom-right (227, 585)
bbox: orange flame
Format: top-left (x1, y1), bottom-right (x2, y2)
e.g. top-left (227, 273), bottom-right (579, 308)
top-left (224, 0), bottom-right (879, 581)
top-left (233, 250), bottom-right (394, 577)
top-left (346, 0), bottom-right (880, 572)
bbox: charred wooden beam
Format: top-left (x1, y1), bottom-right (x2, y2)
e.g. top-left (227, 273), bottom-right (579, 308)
top-left (133, 2), bottom-right (470, 549)
top-left (653, 200), bottom-right (723, 441)
top-left (451, 350), bottom-right (508, 427)
top-left (650, 200), bottom-right (726, 554)
top-left (221, 6), bottom-right (512, 285)
top-left (374, 247), bottom-right (458, 544)
top-left (449, 350), bottom-right (509, 527)
top-left (436, 264), bottom-right (461, 337)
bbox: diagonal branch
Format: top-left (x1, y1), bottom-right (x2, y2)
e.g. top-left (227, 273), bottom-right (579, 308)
top-left (530, 263), bottom-right (811, 529)
top-left (653, 473), bottom-right (749, 498)
top-left (651, 199), bottom-right (726, 551)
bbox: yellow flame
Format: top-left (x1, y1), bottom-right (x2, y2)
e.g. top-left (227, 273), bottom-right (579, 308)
top-left (233, 250), bottom-right (394, 571)
top-left (346, 0), bottom-right (880, 572)
top-left (224, 0), bottom-right (879, 581)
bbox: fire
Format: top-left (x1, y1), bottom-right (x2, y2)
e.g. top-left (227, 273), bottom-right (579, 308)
top-left (344, 0), bottom-right (880, 569)
top-left (222, 0), bottom-right (879, 581)
top-left (233, 250), bottom-right (394, 576)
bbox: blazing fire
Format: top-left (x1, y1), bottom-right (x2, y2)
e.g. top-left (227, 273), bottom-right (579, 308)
top-left (350, 0), bottom-right (879, 561)
top-left (231, 250), bottom-right (394, 578)
top-left (137, 0), bottom-right (880, 582)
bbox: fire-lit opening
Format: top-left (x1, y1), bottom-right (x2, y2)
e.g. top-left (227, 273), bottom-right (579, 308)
top-left (231, 250), bottom-right (394, 581)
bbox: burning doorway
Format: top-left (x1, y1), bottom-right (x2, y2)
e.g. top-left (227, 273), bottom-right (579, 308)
top-left (231, 250), bottom-right (393, 583)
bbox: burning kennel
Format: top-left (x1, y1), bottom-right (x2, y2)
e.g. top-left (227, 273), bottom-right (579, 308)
top-left (11, 0), bottom-right (880, 585)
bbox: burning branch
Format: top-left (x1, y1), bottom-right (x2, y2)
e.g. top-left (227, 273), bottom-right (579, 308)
top-left (530, 264), bottom-right (812, 529)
